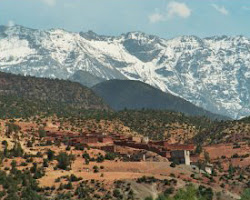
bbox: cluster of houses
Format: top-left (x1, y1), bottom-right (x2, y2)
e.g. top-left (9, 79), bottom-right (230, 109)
top-left (44, 130), bottom-right (198, 166)
top-left (114, 136), bottom-right (195, 165)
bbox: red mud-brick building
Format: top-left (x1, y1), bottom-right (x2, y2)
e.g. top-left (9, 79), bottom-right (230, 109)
top-left (98, 136), bottom-right (113, 144)
top-left (100, 145), bottom-right (116, 153)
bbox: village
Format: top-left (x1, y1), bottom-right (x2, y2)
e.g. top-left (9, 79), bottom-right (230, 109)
top-left (44, 129), bottom-right (211, 173)
top-left (0, 118), bottom-right (249, 200)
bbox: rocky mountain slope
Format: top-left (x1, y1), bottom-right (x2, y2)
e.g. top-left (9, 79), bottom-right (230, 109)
top-left (69, 70), bottom-right (105, 87)
top-left (0, 25), bottom-right (250, 119)
top-left (92, 80), bottom-right (227, 120)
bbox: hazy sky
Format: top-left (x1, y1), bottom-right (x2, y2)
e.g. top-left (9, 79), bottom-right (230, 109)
top-left (1, 0), bottom-right (250, 38)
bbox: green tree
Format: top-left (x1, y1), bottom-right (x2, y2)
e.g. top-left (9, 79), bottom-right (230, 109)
top-left (47, 149), bottom-right (55, 161)
top-left (195, 144), bottom-right (203, 154)
top-left (113, 189), bottom-right (122, 199)
top-left (204, 151), bottom-right (210, 163)
top-left (11, 142), bottom-right (24, 157)
top-left (21, 186), bottom-right (44, 200)
top-left (228, 163), bottom-right (235, 177)
top-left (56, 152), bottom-right (73, 170)
top-left (241, 189), bottom-right (250, 200)
top-left (38, 129), bottom-right (46, 138)
top-left (145, 197), bottom-right (153, 200)
top-left (6, 123), bottom-right (21, 137)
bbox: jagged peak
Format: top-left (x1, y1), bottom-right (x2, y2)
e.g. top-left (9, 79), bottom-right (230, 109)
top-left (121, 31), bottom-right (159, 41)
top-left (1, 24), bottom-right (250, 42)
top-left (1, 24), bottom-right (35, 33)
top-left (171, 35), bottom-right (203, 43)
top-left (204, 35), bottom-right (250, 42)
top-left (79, 30), bottom-right (113, 41)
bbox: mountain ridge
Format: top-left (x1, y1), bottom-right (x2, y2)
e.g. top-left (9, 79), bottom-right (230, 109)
top-left (1, 24), bottom-right (250, 119)
top-left (69, 70), bottom-right (106, 87)
top-left (92, 79), bottom-right (229, 120)
top-left (0, 71), bottom-right (109, 118)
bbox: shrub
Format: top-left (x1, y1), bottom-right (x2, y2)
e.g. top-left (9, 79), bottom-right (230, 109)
top-left (56, 152), bottom-right (73, 170)
top-left (43, 159), bottom-right (49, 168)
top-left (93, 166), bottom-right (99, 173)
top-left (170, 162), bottom-right (176, 168)
top-left (47, 149), bottom-right (55, 161)
top-left (145, 197), bottom-right (153, 200)
top-left (105, 152), bottom-right (117, 160)
top-left (64, 182), bottom-right (73, 190)
top-left (69, 174), bottom-right (81, 182)
top-left (113, 189), bottom-right (122, 199)
top-left (164, 187), bottom-right (174, 196)
top-left (97, 154), bottom-right (104, 163)
top-left (241, 189), bottom-right (250, 200)
top-left (27, 140), bottom-right (33, 147)
top-left (66, 146), bottom-right (71, 151)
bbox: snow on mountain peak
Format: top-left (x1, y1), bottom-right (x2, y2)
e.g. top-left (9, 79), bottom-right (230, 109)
top-left (0, 25), bottom-right (250, 119)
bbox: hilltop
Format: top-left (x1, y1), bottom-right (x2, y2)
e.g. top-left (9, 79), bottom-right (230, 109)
top-left (92, 80), bottom-right (228, 120)
top-left (0, 72), bottom-right (109, 118)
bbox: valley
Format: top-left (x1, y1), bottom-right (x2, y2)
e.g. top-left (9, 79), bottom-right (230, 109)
top-left (0, 6), bottom-right (250, 199)
top-left (0, 106), bottom-right (249, 199)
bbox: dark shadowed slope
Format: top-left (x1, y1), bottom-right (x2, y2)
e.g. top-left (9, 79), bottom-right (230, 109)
top-left (92, 80), bottom-right (229, 120)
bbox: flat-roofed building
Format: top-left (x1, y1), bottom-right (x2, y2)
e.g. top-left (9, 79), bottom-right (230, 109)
top-left (170, 150), bottom-right (191, 165)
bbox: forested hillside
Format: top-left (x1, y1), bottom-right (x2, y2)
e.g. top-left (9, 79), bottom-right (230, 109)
top-left (0, 72), bottom-right (109, 118)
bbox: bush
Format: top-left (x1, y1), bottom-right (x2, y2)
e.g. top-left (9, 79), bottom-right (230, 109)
top-left (232, 153), bottom-right (239, 158)
top-left (27, 140), bottom-right (33, 147)
top-left (47, 149), bottom-right (55, 161)
top-left (164, 187), bottom-right (174, 196)
top-left (170, 162), bottom-right (176, 168)
top-left (145, 197), bottom-right (153, 200)
top-left (97, 154), bottom-right (104, 163)
top-left (64, 182), bottom-right (73, 190)
top-left (38, 129), bottom-right (46, 138)
top-left (56, 152), bottom-right (73, 170)
top-left (11, 142), bottom-right (24, 157)
top-left (241, 189), bottom-right (250, 200)
top-left (66, 146), bottom-right (71, 151)
top-left (55, 178), bottom-right (60, 183)
top-left (113, 189), bottom-right (122, 199)
top-left (69, 174), bottom-right (81, 182)
top-left (20, 162), bottom-right (28, 167)
top-left (105, 152), bottom-right (117, 160)
top-left (0, 191), bottom-right (6, 198)
top-left (43, 159), bottom-right (49, 168)
top-left (93, 166), bottom-right (99, 173)
top-left (2, 140), bottom-right (8, 146)
top-left (198, 185), bottom-right (213, 200)
top-left (82, 152), bottom-right (90, 160)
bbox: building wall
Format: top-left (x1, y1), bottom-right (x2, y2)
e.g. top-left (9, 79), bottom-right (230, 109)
top-left (99, 137), bottom-right (113, 144)
top-left (171, 150), bottom-right (191, 165)
top-left (129, 136), bottom-right (142, 143)
top-left (184, 150), bottom-right (191, 165)
top-left (100, 145), bottom-right (116, 153)
top-left (141, 137), bottom-right (149, 144)
top-left (204, 166), bottom-right (212, 174)
top-left (85, 137), bottom-right (98, 144)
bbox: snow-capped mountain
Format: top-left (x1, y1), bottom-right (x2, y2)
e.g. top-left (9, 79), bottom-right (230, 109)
top-left (0, 25), bottom-right (250, 119)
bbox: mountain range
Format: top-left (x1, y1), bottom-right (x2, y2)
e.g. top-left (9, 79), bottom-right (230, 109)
top-left (0, 25), bottom-right (250, 119)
